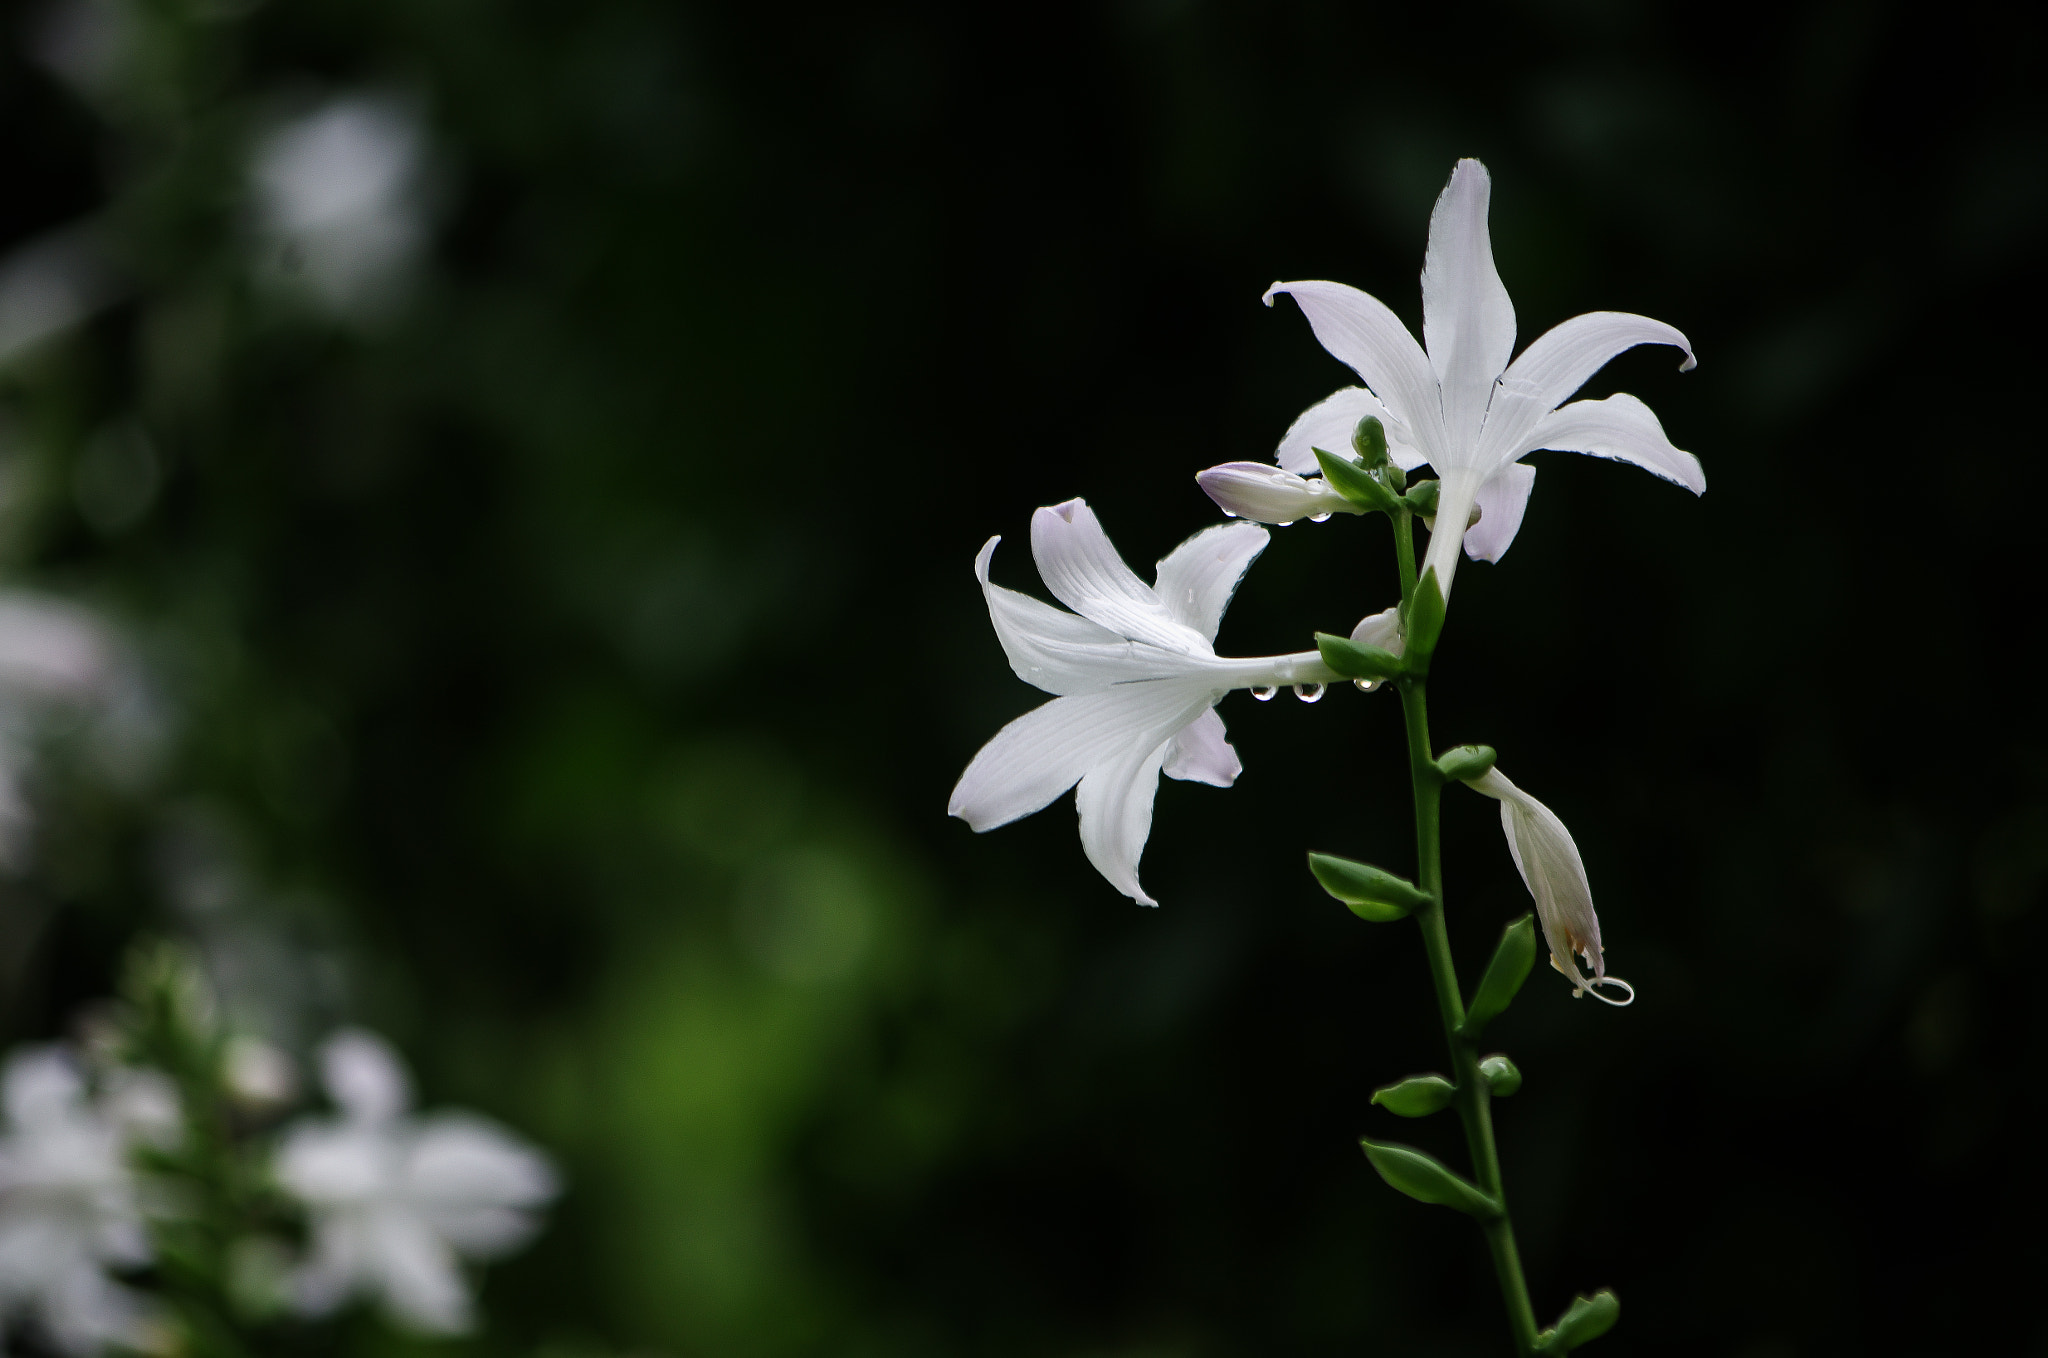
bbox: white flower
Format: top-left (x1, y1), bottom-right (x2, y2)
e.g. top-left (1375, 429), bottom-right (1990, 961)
top-left (1465, 768), bottom-right (1632, 1005)
top-left (1259, 158), bottom-right (1701, 601)
top-left (0, 1047), bottom-right (170, 1356)
top-left (273, 1031), bottom-right (557, 1335)
top-left (1193, 461), bottom-right (1360, 526)
top-left (949, 498), bottom-right (1339, 905)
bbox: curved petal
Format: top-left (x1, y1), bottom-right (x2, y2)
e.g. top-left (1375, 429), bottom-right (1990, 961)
top-left (1422, 160), bottom-right (1516, 453)
top-left (1466, 768), bottom-right (1604, 990)
top-left (1500, 310), bottom-right (1694, 410)
top-left (321, 1031), bottom-right (411, 1125)
top-left (1030, 500), bottom-right (1208, 655)
top-left (1462, 462), bottom-right (1537, 563)
top-left (1154, 522), bottom-right (1269, 643)
top-left (975, 539), bottom-right (1181, 695)
top-left (1263, 281), bottom-right (1443, 461)
top-left (1523, 393), bottom-right (1705, 494)
top-left (949, 683), bottom-right (1212, 833)
top-left (1349, 607), bottom-right (1403, 651)
top-left (1271, 387), bottom-right (1424, 475)
top-left (1074, 683), bottom-right (1217, 907)
top-left (1162, 707), bottom-right (1240, 788)
top-left (370, 1209), bottom-right (472, 1334)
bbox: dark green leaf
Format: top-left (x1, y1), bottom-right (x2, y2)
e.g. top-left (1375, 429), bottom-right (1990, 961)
top-left (1359, 1138), bottom-right (1502, 1219)
top-left (1307, 853), bottom-right (1431, 922)
top-left (1313, 447), bottom-right (1403, 513)
top-left (1314, 633), bottom-right (1404, 682)
top-left (1461, 913), bottom-right (1536, 1039)
top-left (1538, 1291), bottom-right (1620, 1353)
top-left (1371, 1073), bottom-right (1455, 1117)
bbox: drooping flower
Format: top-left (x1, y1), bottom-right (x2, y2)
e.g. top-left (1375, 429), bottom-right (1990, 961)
top-left (273, 1031), bottom-right (557, 1335)
top-left (0, 1047), bottom-right (175, 1356)
top-left (1243, 158), bottom-right (1701, 600)
top-left (1464, 767), bottom-right (1632, 1005)
top-left (949, 498), bottom-right (1339, 905)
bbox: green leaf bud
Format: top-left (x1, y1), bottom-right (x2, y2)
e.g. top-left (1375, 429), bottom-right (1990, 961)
top-left (1307, 852), bottom-right (1431, 922)
top-left (1351, 415), bottom-right (1389, 469)
top-left (1537, 1290), bottom-right (1620, 1353)
top-left (1312, 447), bottom-right (1403, 514)
top-left (1460, 913), bottom-right (1536, 1040)
top-left (1314, 633), bottom-right (1404, 682)
top-left (1401, 568), bottom-right (1446, 668)
top-left (1359, 1138), bottom-right (1502, 1219)
top-left (1478, 1054), bottom-right (1522, 1097)
top-left (1371, 1073), bottom-right (1456, 1117)
top-left (1436, 744), bottom-right (1497, 782)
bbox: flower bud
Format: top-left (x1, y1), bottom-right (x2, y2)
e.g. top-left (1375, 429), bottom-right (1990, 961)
top-left (1437, 744), bottom-right (1497, 782)
top-left (1195, 462), bottom-right (1355, 525)
top-left (1352, 415), bottom-right (1389, 468)
top-left (1478, 1053), bottom-right (1521, 1097)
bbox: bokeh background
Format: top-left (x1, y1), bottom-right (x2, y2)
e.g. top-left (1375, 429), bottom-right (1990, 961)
top-left (0, 0), bottom-right (2043, 1354)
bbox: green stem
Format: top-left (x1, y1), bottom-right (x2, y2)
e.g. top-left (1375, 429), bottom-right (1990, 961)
top-left (1396, 676), bottom-right (1541, 1356)
top-left (1393, 509), bottom-right (1419, 602)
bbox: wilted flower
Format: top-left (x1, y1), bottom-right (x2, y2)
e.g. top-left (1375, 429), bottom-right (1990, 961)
top-left (950, 498), bottom-right (1338, 904)
top-left (1464, 767), bottom-right (1632, 1004)
top-left (0, 1047), bottom-right (175, 1355)
top-left (1254, 158), bottom-right (1701, 600)
top-left (273, 1030), bottom-right (557, 1335)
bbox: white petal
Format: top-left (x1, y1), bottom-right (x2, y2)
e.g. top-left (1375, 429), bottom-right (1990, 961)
top-left (950, 684), bottom-right (1214, 833)
top-left (1499, 310), bottom-right (1694, 413)
top-left (275, 1122), bottom-right (392, 1203)
top-left (1029, 500), bottom-right (1209, 654)
top-left (1462, 462), bottom-right (1538, 563)
top-left (1196, 463), bottom-right (1353, 526)
top-left (404, 1115), bottom-right (557, 1248)
top-left (1271, 387), bottom-right (1424, 476)
top-left (1162, 707), bottom-right (1240, 788)
top-left (321, 1030), bottom-right (411, 1124)
top-left (1421, 159), bottom-right (1516, 453)
top-left (370, 1210), bottom-right (473, 1334)
top-left (291, 1213), bottom-right (372, 1317)
top-left (1263, 281), bottom-right (1443, 462)
top-left (1523, 392), bottom-right (1705, 494)
top-left (1349, 606), bottom-right (1403, 652)
top-left (974, 539), bottom-right (1182, 695)
top-left (1153, 521), bottom-right (1270, 642)
top-left (0, 595), bottom-right (115, 701)
top-left (1465, 768), bottom-right (1604, 990)
top-left (2, 1047), bottom-right (84, 1131)
top-left (1417, 466), bottom-right (1488, 606)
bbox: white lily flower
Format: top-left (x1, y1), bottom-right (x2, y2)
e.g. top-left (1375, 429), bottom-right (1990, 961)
top-left (0, 1047), bottom-right (172, 1356)
top-left (1263, 158), bottom-right (1702, 601)
top-left (1194, 461), bottom-right (1360, 526)
top-left (950, 498), bottom-right (1339, 905)
top-left (273, 1031), bottom-right (557, 1335)
top-left (1465, 768), bottom-right (1632, 1005)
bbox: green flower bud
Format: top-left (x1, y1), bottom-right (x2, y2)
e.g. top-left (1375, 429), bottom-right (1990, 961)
top-left (1537, 1290), bottom-right (1619, 1353)
top-left (1314, 633), bottom-right (1403, 682)
top-left (1359, 1138), bottom-right (1502, 1220)
top-left (1307, 853), bottom-right (1431, 922)
top-left (1351, 415), bottom-right (1389, 469)
top-left (1460, 913), bottom-right (1536, 1040)
top-left (1372, 1073), bottom-right (1456, 1117)
top-left (1478, 1054), bottom-right (1522, 1097)
top-left (1312, 447), bottom-right (1402, 514)
top-left (1403, 479), bottom-right (1440, 517)
top-left (1436, 744), bottom-right (1497, 782)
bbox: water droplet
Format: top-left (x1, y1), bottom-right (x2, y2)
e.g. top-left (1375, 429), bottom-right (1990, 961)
top-left (1276, 520), bottom-right (1296, 527)
top-left (1251, 685), bottom-right (1277, 702)
top-left (1294, 683), bottom-right (1325, 703)
top-left (1221, 508), bottom-right (1239, 518)
top-left (1353, 678), bottom-right (1382, 693)
top-left (1309, 512), bottom-right (1332, 523)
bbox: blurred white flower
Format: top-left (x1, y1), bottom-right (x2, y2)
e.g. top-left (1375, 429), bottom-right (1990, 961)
top-left (0, 230), bottom-right (118, 371)
top-left (251, 97), bottom-right (429, 322)
top-left (1263, 158), bottom-right (1701, 601)
top-left (950, 499), bottom-right (1339, 905)
top-left (0, 1047), bottom-right (172, 1356)
top-left (0, 593), bottom-right (138, 871)
top-left (274, 1031), bottom-right (557, 1335)
top-left (1464, 767), bottom-right (1633, 1005)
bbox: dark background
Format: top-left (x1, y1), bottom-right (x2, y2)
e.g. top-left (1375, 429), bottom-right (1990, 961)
top-left (1, 0), bottom-right (2043, 1354)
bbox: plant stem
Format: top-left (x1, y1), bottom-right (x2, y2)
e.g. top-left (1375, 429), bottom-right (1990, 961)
top-left (1393, 509), bottom-right (1419, 602)
top-left (1396, 675), bottom-right (1541, 1356)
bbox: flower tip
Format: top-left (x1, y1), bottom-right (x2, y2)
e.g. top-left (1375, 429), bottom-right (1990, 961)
top-left (1678, 352), bottom-right (1697, 373)
top-left (1261, 281), bottom-right (1285, 308)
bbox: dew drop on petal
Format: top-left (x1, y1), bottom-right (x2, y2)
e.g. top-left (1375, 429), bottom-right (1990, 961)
top-left (1293, 683), bottom-right (1325, 703)
top-left (1308, 512), bottom-right (1332, 523)
top-left (1221, 508), bottom-right (1239, 518)
top-left (1250, 685), bottom-right (1277, 702)
top-left (1276, 520), bottom-right (1296, 527)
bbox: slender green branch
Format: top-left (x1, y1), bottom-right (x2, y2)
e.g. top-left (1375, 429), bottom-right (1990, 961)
top-left (1393, 509), bottom-right (1419, 603)
top-left (1396, 676), bottom-right (1541, 1356)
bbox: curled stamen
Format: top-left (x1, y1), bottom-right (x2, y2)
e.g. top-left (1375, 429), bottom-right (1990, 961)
top-left (1583, 976), bottom-right (1634, 1007)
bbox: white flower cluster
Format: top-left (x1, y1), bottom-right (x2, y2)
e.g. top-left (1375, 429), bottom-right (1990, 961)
top-left (953, 159), bottom-right (1698, 995)
top-left (0, 1030), bottom-right (555, 1353)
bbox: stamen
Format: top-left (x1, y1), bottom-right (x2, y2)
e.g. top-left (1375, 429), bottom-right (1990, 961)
top-left (1585, 976), bottom-right (1634, 1007)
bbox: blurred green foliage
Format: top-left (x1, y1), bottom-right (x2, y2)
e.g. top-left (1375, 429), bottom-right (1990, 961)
top-left (0, 0), bottom-right (2043, 1355)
